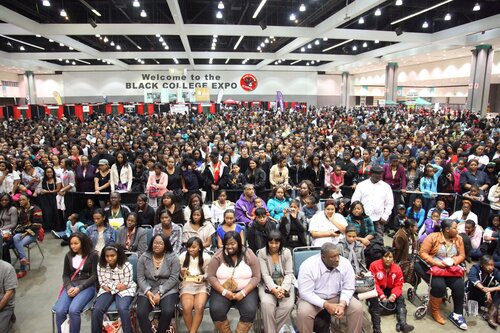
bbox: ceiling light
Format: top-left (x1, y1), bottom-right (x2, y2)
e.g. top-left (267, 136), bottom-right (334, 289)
top-left (59, 43), bottom-right (64, 47)
top-left (110, 41), bottom-right (115, 46)
top-left (289, 13), bottom-right (296, 21)
top-left (95, 34), bottom-right (100, 37)
top-left (103, 37), bottom-right (108, 43)
top-left (322, 39), bottom-right (353, 52)
top-left (159, 37), bottom-right (163, 42)
top-left (164, 45), bottom-right (169, 49)
top-left (323, 37), bottom-right (328, 41)
top-left (216, 11), bottom-right (223, 19)
top-left (218, 1), bottom-right (224, 10)
top-left (275, 61), bottom-right (279, 65)
top-left (257, 46), bottom-right (261, 50)
top-left (374, 8), bottom-right (381, 16)
top-left (133, 0), bottom-right (140, 7)
top-left (42, 0), bottom-right (50, 6)
top-left (473, 3), bottom-right (480, 11)
top-left (315, 40), bottom-right (320, 45)
top-left (299, 4), bottom-right (306, 12)
top-left (390, 0), bottom-right (452, 25)
top-left (60, 9), bottom-right (67, 17)
top-left (306, 62), bottom-right (310, 66)
top-left (59, 58), bottom-right (62, 61)
top-left (19, 46), bottom-right (25, 51)
top-left (92, 9), bottom-right (101, 17)
top-left (209, 58), bottom-right (213, 64)
top-left (252, 0), bottom-right (267, 19)
top-left (311, 60), bottom-right (315, 64)
top-left (155, 34), bottom-right (160, 37)
top-left (212, 42), bottom-right (216, 47)
top-left (72, 61), bottom-right (76, 65)
top-left (211, 45), bottom-right (216, 50)
top-left (0, 34), bottom-right (45, 50)
top-left (213, 35), bottom-right (218, 38)
top-left (260, 42), bottom-right (265, 47)
top-left (352, 45), bottom-right (357, 51)
top-left (395, 0), bottom-right (403, 5)
top-left (65, 59), bottom-right (69, 63)
top-left (49, 39), bottom-right (53, 42)
top-left (140, 9), bottom-right (147, 17)
top-left (265, 38), bottom-right (269, 43)
top-left (116, 45), bottom-right (121, 50)
top-left (291, 60), bottom-right (301, 65)
top-left (358, 17), bottom-right (364, 24)
top-left (173, 58), bottom-right (179, 64)
top-left (362, 42), bottom-right (368, 47)
top-left (444, 13), bottom-right (451, 20)
top-left (162, 42), bottom-right (166, 46)
top-left (213, 38), bottom-right (217, 42)
top-left (301, 47), bottom-right (305, 52)
top-left (36, 34), bottom-right (41, 37)
top-left (234, 35), bottom-right (244, 50)
top-left (374, 40), bottom-right (379, 43)
top-left (422, 21), bottom-right (429, 28)
top-left (307, 44), bottom-right (312, 49)
top-left (225, 58), bottom-right (230, 64)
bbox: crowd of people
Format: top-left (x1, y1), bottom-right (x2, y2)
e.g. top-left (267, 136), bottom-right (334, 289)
top-left (0, 105), bottom-right (499, 333)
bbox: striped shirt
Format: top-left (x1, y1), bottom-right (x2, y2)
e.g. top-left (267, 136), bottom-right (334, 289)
top-left (97, 261), bottom-right (136, 297)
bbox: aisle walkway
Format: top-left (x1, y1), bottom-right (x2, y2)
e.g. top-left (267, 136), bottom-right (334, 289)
top-left (9, 237), bottom-right (489, 333)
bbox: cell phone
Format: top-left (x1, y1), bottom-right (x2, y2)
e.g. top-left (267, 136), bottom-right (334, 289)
top-left (334, 230), bottom-right (341, 235)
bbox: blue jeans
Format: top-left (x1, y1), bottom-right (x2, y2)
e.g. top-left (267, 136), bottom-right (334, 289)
top-left (12, 233), bottom-right (36, 271)
top-left (91, 293), bottom-right (133, 333)
top-left (55, 286), bottom-right (96, 333)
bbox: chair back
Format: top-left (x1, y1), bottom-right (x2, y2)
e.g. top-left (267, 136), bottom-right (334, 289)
top-left (146, 228), bottom-right (154, 245)
top-left (292, 246), bottom-right (321, 278)
top-left (126, 252), bottom-right (139, 283)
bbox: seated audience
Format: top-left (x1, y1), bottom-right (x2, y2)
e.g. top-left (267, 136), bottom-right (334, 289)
top-left (153, 210), bottom-right (182, 255)
top-left (246, 207), bottom-right (277, 253)
top-left (210, 190), bottom-right (235, 226)
top-left (458, 219), bottom-right (484, 261)
top-left (182, 207), bottom-right (216, 249)
top-left (309, 200), bottom-right (347, 247)
top-left (279, 199), bottom-right (308, 248)
top-left (116, 212), bottom-right (147, 256)
top-left (104, 192), bottom-right (131, 230)
top-left (86, 209), bottom-right (116, 254)
top-left (235, 184), bottom-right (267, 225)
top-left (131, 194), bottom-right (155, 227)
top-left (216, 209), bottom-right (245, 249)
top-left (52, 213), bottom-right (87, 246)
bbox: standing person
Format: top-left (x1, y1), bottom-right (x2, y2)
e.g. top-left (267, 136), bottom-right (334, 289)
top-left (146, 163), bottom-right (168, 208)
top-left (59, 158), bottom-right (76, 213)
top-left (136, 234), bottom-right (180, 333)
top-left (91, 244), bottom-right (136, 333)
top-left (94, 159), bottom-right (111, 208)
top-left (368, 248), bottom-right (415, 333)
top-left (257, 230), bottom-right (295, 333)
top-left (202, 151), bottom-right (229, 203)
top-left (207, 231), bottom-right (260, 333)
top-left (419, 163), bottom-right (443, 214)
top-left (75, 155), bottom-right (96, 193)
top-left (244, 158), bottom-right (267, 201)
top-left (179, 237), bottom-right (211, 333)
top-left (306, 154), bottom-right (325, 197)
top-left (109, 151), bottom-right (133, 192)
top-left (0, 193), bottom-right (17, 262)
top-left (37, 166), bottom-right (62, 231)
top-left (351, 165), bottom-right (394, 238)
top-left (131, 157), bottom-right (148, 193)
top-left (54, 232), bottom-right (99, 333)
top-left (383, 154), bottom-right (407, 231)
top-left (165, 156), bottom-right (185, 203)
top-left (296, 242), bottom-right (364, 333)
top-left (0, 259), bottom-right (17, 333)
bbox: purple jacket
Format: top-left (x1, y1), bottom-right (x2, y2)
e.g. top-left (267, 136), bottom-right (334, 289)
top-left (382, 164), bottom-right (407, 190)
top-left (235, 193), bottom-right (268, 225)
top-left (419, 218), bottom-right (440, 243)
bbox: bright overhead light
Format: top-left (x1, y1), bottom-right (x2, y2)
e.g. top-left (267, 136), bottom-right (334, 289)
top-left (473, 3), bottom-right (480, 11)
top-left (159, 37), bottom-right (164, 42)
top-left (137, 45), bottom-right (141, 50)
top-left (257, 46), bottom-right (261, 50)
top-left (395, 0), bottom-right (403, 5)
top-left (323, 37), bottom-right (328, 41)
top-left (352, 45), bottom-right (357, 51)
top-left (218, 1), bottom-right (224, 9)
top-left (65, 59), bottom-right (69, 63)
top-left (155, 34), bottom-right (160, 37)
top-left (358, 17), bottom-right (364, 24)
top-left (225, 58), bottom-right (230, 64)
top-left (362, 42), bottom-right (368, 47)
top-left (374, 8), bottom-right (381, 16)
top-left (60, 9), bottom-right (67, 17)
top-left (391, 0), bottom-right (453, 25)
top-left (92, 9), bottom-right (101, 17)
top-left (72, 61), bottom-right (76, 65)
top-left (212, 42), bottom-right (216, 47)
top-left (173, 58), bottom-right (179, 64)
top-left (289, 13), bottom-right (296, 20)
top-left (95, 34), bottom-right (100, 37)
top-left (290, 60), bottom-right (301, 65)
top-left (311, 60), bottom-right (315, 64)
top-left (0, 34), bottom-right (45, 50)
top-left (444, 13), bottom-right (451, 20)
top-left (209, 58), bottom-right (213, 64)
top-left (19, 46), bottom-right (25, 51)
top-left (374, 39), bottom-right (379, 43)
top-left (140, 9), bottom-right (147, 17)
top-left (164, 45), bottom-right (169, 50)
top-left (162, 42), bottom-right (166, 46)
top-left (42, 0), bottom-right (50, 6)
top-left (315, 40), bottom-right (320, 45)
top-left (422, 21), bottom-right (429, 28)
top-left (211, 45), bottom-right (216, 50)
top-left (59, 43), bottom-right (64, 47)
top-left (110, 41), bottom-right (115, 46)
top-left (234, 35), bottom-right (244, 50)
top-left (260, 42), bottom-right (265, 47)
top-left (275, 61), bottom-right (278, 65)
top-left (252, 0), bottom-right (267, 19)
top-left (264, 38), bottom-right (269, 43)
top-left (322, 39), bottom-right (353, 52)
top-left (116, 45), bottom-right (121, 50)
top-left (307, 44), bottom-right (312, 49)
top-left (216, 11), bottom-right (223, 19)
top-left (299, 4), bottom-right (306, 12)
top-left (59, 58), bottom-right (62, 61)
top-left (133, 0), bottom-right (140, 7)
top-left (300, 47), bottom-right (305, 52)
top-left (213, 35), bottom-right (218, 38)
top-left (306, 62), bottom-right (310, 66)
top-left (48, 39), bottom-right (53, 42)
top-left (103, 36), bottom-right (108, 43)
top-left (36, 34), bottom-right (41, 37)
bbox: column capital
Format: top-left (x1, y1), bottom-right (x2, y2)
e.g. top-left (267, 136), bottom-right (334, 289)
top-left (475, 44), bottom-right (492, 50)
top-left (342, 71), bottom-right (349, 76)
top-left (386, 62), bottom-right (398, 68)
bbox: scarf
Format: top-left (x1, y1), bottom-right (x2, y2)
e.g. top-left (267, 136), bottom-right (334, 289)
top-left (347, 242), bottom-right (359, 274)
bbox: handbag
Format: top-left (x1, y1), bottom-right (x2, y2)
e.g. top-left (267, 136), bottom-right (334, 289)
top-left (148, 186), bottom-right (160, 198)
top-left (399, 259), bottom-right (417, 286)
top-left (222, 267), bottom-right (238, 292)
top-left (103, 314), bottom-right (123, 333)
top-left (58, 255), bottom-right (88, 298)
top-left (61, 318), bottom-right (70, 333)
top-left (427, 265), bottom-right (465, 277)
top-left (355, 272), bottom-right (375, 294)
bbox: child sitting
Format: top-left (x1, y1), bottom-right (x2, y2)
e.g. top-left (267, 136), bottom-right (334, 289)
top-left (302, 195), bottom-right (319, 219)
top-left (418, 210), bottom-right (441, 244)
top-left (337, 225), bottom-right (366, 276)
top-left (11, 185), bottom-right (32, 201)
top-left (52, 213), bottom-right (87, 246)
top-left (247, 197), bottom-right (276, 222)
top-left (463, 185), bottom-right (485, 202)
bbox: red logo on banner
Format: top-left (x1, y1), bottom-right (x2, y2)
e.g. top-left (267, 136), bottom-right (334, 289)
top-left (240, 74), bottom-right (258, 91)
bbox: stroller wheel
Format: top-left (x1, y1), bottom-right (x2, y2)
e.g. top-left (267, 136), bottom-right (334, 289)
top-left (407, 288), bottom-right (415, 302)
top-left (414, 306), bottom-right (427, 320)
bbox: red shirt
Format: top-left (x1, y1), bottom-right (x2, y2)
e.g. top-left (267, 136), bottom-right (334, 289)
top-left (369, 259), bottom-right (404, 299)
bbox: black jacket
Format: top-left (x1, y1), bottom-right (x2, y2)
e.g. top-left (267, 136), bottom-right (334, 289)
top-left (247, 220), bottom-right (277, 253)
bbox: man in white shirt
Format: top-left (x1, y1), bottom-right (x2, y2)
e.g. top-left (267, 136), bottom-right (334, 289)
top-left (351, 165), bottom-right (394, 238)
top-left (297, 243), bottom-right (364, 333)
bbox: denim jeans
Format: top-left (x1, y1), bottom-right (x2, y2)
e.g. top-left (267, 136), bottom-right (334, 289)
top-left (55, 286), bottom-right (96, 333)
top-left (91, 292), bottom-right (133, 333)
top-left (12, 233), bottom-right (36, 271)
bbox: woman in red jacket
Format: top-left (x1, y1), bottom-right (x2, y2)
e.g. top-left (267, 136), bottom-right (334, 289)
top-left (368, 248), bottom-right (414, 333)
